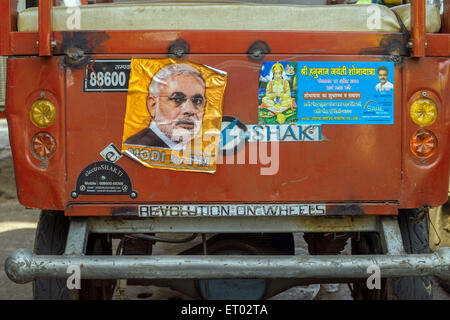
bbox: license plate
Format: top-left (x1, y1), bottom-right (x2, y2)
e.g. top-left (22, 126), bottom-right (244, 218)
top-left (84, 59), bottom-right (131, 92)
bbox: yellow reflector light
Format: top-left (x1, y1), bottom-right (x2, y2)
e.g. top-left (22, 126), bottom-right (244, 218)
top-left (30, 99), bottom-right (56, 128)
top-left (31, 132), bottom-right (56, 160)
top-left (410, 98), bottom-right (437, 126)
top-left (410, 129), bottom-right (437, 159)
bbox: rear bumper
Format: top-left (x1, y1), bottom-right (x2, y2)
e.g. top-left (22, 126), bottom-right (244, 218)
top-left (4, 214), bottom-right (450, 284)
top-left (5, 247), bottom-right (450, 284)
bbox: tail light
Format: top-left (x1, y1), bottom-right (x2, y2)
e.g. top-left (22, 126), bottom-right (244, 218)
top-left (30, 99), bottom-right (56, 128)
top-left (410, 129), bottom-right (437, 158)
top-left (409, 97), bottom-right (438, 127)
top-left (31, 132), bottom-right (57, 160)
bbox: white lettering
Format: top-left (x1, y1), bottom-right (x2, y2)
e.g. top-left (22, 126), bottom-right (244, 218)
top-left (367, 5), bottom-right (381, 30)
top-left (66, 265), bottom-right (81, 290)
top-left (66, 7), bottom-right (81, 30)
top-left (366, 265), bottom-right (381, 290)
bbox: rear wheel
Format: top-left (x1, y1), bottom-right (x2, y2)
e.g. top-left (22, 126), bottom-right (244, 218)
top-left (33, 210), bottom-right (73, 300)
top-left (33, 210), bottom-right (114, 300)
top-left (350, 209), bottom-right (433, 300)
top-left (391, 209), bottom-right (433, 300)
top-left (78, 234), bottom-right (115, 300)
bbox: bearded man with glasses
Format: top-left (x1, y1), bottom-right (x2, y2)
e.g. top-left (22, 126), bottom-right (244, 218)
top-left (125, 63), bottom-right (206, 150)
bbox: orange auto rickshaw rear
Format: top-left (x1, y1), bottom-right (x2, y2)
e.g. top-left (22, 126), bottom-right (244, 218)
top-left (1, 0), bottom-right (449, 300)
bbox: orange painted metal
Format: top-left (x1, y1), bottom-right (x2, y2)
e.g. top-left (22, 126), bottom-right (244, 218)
top-left (425, 34), bottom-right (450, 57)
top-left (5, 31), bottom-right (449, 57)
top-left (5, 57), bottom-right (66, 210)
top-left (38, 0), bottom-right (52, 56)
top-left (2, 1), bottom-right (449, 216)
top-left (400, 58), bottom-right (450, 208)
top-left (7, 30), bottom-right (408, 56)
top-left (411, 0), bottom-right (426, 57)
top-left (0, 0), bottom-right (17, 55)
top-left (64, 54), bottom-right (401, 204)
top-left (445, 0), bottom-right (450, 33)
top-left (441, 0), bottom-right (450, 33)
top-left (5, 53), bottom-right (449, 213)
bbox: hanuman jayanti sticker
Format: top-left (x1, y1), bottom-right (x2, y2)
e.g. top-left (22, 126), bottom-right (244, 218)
top-left (258, 60), bottom-right (394, 125)
top-left (121, 59), bottom-right (227, 173)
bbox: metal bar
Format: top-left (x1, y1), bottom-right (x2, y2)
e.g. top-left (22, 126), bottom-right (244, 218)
top-left (87, 216), bottom-right (378, 234)
top-left (425, 34), bottom-right (450, 57)
top-left (5, 248), bottom-right (450, 284)
top-left (411, 0), bottom-right (426, 57)
top-left (38, 0), bottom-right (52, 56)
top-left (64, 218), bottom-right (89, 255)
top-left (379, 216), bottom-right (405, 255)
top-left (7, 30), bottom-right (408, 56)
top-left (56, 30), bottom-right (407, 55)
top-left (0, 1), bottom-right (18, 55)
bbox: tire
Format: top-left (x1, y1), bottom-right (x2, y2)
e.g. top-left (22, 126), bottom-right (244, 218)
top-left (351, 209), bottom-right (433, 300)
top-left (391, 209), bottom-right (433, 300)
top-left (78, 234), bottom-right (115, 300)
top-left (33, 210), bottom-right (114, 300)
top-left (33, 210), bottom-right (74, 300)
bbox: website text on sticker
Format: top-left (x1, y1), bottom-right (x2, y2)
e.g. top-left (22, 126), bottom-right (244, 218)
top-left (121, 59), bottom-right (227, 173)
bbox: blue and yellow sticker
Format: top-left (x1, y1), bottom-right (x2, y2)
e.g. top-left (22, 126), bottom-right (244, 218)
top-left (258, 61), bottom-right (394, 125)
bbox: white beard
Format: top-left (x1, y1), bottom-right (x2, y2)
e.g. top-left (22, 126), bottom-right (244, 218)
top-left (154, 99), bottom-right (202, 146)
top-left (169, 125), bottom-right (201, 145)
